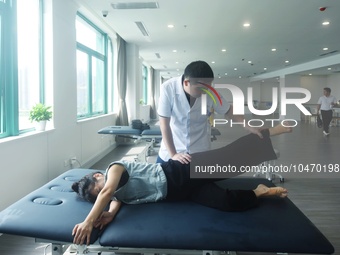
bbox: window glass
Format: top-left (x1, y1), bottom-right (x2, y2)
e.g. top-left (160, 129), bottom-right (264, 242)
top-left (17, 0), bottom-right (41, 130)
top-left (92, 57), bottom-right (104, 114)
top-left (0, 13), bottom-right (3, 135)
top-left (76, 13), bottom-right (111, 119)
top-left (107, 38), bottom-right (114, 113)
top-left (76, 16), bottom-right (104, 55)
top-left (76, 50), bottom-right (89, 117)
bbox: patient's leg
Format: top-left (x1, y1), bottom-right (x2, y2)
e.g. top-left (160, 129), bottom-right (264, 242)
top-left (253, 184), bottom-right (288, 198)
top-left (190, 124), bottom-right (292, 178)
top-left (189, 183), bottom-right (288, 211)
top-left (189, 183), bottom-right (259, 211)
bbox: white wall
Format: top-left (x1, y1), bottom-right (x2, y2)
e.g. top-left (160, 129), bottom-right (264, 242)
top-left (301, 75), bottom-right (328, 103)
top-left (0, 0), bottom-right (116, 211)
top-left (327, 73), bottom-right (340, 98)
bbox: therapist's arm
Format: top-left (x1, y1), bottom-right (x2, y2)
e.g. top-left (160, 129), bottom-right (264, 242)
top-left (159, 116), bottom-right (191, 164)
top-left (72, 164), bottom-right (125, 245)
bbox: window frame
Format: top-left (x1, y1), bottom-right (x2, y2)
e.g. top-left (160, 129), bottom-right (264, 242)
top-left (0, 0), bottom-right (19, 138)
top-left (0, 0), bottom-right (45, 139)
top-left (76, 12), bottom-right (110, 119)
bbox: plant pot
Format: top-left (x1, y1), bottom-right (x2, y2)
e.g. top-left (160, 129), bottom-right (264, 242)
top-left (35, 120), bottom-right (47, 131)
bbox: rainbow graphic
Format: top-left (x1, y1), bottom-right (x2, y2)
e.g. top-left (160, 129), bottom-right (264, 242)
top-left (197, 81), bottom-right (222, 106)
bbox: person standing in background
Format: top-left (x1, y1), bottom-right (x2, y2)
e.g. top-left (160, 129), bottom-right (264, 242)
top-left (317, 87), bottom-right (338, 135)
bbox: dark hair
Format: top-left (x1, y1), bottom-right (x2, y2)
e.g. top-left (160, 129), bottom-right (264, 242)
top-left (72, 171), bottom-right (102, 203)
top-left (324, 87), bottom-right (331, 93)
top-left (184, 60), bottom-right (214, 79)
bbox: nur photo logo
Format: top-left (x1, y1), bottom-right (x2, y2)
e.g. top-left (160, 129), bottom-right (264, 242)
top-left (200, 83), bottom-right (312, 127)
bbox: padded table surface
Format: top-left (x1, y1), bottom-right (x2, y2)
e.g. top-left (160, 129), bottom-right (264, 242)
top-left (98, 126), bottom-right (220, 137)
top-left (0, 169), bottom-right (334, 254)
top-left (100, 178), bottom-right (334, 254)
top-left (98, 126), bottom-right (142, 135)
top-left (0, 169), bottom-right (101, 244)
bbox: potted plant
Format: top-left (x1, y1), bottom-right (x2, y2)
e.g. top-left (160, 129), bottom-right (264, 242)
top-left (29, 103), bottom-right (53, 131)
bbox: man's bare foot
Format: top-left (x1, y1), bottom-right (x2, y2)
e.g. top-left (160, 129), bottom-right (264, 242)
top-left (269, 123), bottom-right (293, 137)
top-left (254, 184), bottom-right (288, 198)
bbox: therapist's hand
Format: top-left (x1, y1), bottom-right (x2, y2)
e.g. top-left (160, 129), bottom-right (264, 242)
top-left (172, 153), bottom-right (191, 164)
top-left (72, 221), bottom-right (93, 246)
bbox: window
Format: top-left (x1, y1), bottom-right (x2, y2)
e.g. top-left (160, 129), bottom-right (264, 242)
top-left (0, 0), bottom-right (43, 139)
top-left (76, 14), bottom-right (113, 119)
top-left (17, 0), bottom-right (43, 131)
top-left (142, 65), bottom-right (148, 105)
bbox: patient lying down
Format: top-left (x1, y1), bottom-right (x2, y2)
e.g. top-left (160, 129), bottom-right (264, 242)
top-left (72, 124), bottom-right (291, 245)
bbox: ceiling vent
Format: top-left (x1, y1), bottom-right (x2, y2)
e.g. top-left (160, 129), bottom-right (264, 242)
top-left (135, 22), bottom-right (149, 36)
top-left (155, 53), bottom-right (161, 59)
top-left (112, 2), bottom-right (159, 9)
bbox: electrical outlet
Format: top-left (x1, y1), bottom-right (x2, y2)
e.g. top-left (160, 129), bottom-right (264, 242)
top-left (70, 156), bottom-right (77, 167)
top-left (64, 159), bottom-right (70, 167)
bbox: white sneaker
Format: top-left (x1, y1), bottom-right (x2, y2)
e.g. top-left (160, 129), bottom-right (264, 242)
top-left (323, 131), bottom-right (330, 136)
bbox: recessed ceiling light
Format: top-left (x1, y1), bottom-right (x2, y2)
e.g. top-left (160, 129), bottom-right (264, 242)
top-left (248, 61), bottom-right (252, 64)
top-left (168, 24), bottom-right (174, 28)
top-left (327, 67), bottom-right (332, 70)
top-left (224, 73), bottom-right (228, 76)
top-left (264, 67), bottom-right (267, 70)
top-left (175, 61), bottom-right (179, 64)
top-left (234, 68), bottom-right (237, 71)
top-left (322, 21), bottom-right (330, 26)
top-left (285, 60), bottom-right (289, 63)
top-left (271, 48), bottom-right (277, 52)
top-left (243, 23), bottom-right (250, 27)
top-left (309, 73), bottom-right (312, 76)
top-left (172, 50), bottom-right (177, 53)
top-left (211, 61), bottom-right (215, 64)
top-left (238, 76), bottom-right (242, 78)
top-left (221, 49), bottom-right (227, 52)
top-left (323, 47), bottom-right (328, 51)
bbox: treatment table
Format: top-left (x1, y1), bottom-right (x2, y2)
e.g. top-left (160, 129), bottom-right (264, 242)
top-left (0, 168), bottom-right (334, 255)
top-left (98, 125), bottom-right (221, 162)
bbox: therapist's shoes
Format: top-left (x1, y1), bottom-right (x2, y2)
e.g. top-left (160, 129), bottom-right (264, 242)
top-left (323, 131), bottom-right (330, 136)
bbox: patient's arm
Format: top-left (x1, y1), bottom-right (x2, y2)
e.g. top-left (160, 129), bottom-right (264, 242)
top-left (72, 164), bottom-right (125, 245)
top-left (94, 200), bottom-right (121, 230)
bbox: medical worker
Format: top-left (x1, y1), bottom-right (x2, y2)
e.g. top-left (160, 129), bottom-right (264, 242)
top-left (316, 87), bottom-right (338, 136)
top-left (157, 60), bottom-right (261, 164)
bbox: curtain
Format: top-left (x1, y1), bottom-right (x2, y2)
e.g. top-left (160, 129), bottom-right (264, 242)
top-left (116, 35), bottom-right (129, 126)
top-left (149, 67), bottom-right (158, 120)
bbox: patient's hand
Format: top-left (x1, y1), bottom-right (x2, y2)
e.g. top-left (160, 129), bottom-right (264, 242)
top-left (72, 221), bottom-right (93, 245)
top-left (172, 153), bottom-right (191, 164)
top-left (94, 211), bottom-right (115, 229)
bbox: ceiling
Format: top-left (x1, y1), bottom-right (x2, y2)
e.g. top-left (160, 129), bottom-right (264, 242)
top-left (80, 0), bottom-right (340, 80)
